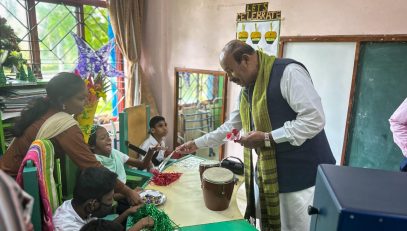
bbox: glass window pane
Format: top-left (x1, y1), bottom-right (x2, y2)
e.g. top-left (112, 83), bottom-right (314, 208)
top-left (36, 2), bottom-right (78, 79)
top-left (1, 0), bottom-right (124, 117)
top-left (0, 0), bottom-right (30, 72)
top-left (84, 6), bottom-right (109, 50)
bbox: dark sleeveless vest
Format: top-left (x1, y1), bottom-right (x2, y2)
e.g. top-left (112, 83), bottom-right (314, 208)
top-left (247, 58), bottom-right (336, 193)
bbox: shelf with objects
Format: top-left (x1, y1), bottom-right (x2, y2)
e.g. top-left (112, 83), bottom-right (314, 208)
top-left (0, 78), bottom-right (47, 156)
top-left (0, 14), bottom-right (46, 156)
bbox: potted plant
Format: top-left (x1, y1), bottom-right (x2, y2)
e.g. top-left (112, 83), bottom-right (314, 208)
top-left (0, 16), bottom-right (27, 83)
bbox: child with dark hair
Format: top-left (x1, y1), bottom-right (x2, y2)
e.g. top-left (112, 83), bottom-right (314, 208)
top-left (140, 116), bottom-right (169, 166)
top-left (89, 125), bottom-right (159, 182)
top-left (53, 167), bottom-right (153, 231)
top-left (89, 125), bottom-right (161, 214)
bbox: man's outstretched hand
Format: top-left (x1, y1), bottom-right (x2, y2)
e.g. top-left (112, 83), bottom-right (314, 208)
top-left (175, 141), bottom-right (198, 154)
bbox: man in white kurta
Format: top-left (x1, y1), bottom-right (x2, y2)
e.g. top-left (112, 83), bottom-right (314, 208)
top-left (177, 40), bottom-right (335, 231)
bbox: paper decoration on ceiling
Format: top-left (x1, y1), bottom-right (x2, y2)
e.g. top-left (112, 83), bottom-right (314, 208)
top-left (71, 32), bottom-right (122, 78)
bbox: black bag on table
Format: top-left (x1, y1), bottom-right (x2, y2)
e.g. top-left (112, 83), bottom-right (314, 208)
top-left (221, 156), bottom-right (244, 175)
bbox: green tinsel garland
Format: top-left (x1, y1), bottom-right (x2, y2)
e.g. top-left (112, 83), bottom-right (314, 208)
top-left (126, 204), bottom-right (179, 231)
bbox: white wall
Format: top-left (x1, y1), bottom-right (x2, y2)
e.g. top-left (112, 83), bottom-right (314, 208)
top-left (141, 0), bottom-right (407, 157)
top-left (283, 42), bottom-right (356, 162)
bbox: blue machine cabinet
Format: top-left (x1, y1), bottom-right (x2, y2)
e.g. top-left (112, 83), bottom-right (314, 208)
top-left (309, 164), bottom-right (407, 231)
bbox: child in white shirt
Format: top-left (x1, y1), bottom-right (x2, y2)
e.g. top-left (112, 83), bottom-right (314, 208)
top-left (140, 116), bottom-right (169, 166)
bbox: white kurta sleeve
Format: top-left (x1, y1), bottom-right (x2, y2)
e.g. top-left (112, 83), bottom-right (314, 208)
top-left (194, 96), bottom-right (243, 148)
top-left (271, 63), bottom-right (326, 146)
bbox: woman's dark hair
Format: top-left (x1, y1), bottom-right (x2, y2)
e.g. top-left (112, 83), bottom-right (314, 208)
top-left (88, 125), bottom-right (103, 151)
top-left (13, 72), bottom-right (85, 137)
top-left (80, 219), bottom-right (123, 231)
top-left (73, 167), bottom-right (117, 205)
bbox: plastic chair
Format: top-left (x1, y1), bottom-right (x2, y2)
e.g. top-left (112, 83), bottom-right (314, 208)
top-left (60, 155), bottom-right (79, 200)
top-left (119, 104), bottom-right (150, 155)
top-left (22, 160), bottom-right (42, 231)
top-left (119, 104), bottom-right (153, 188)
top-left (21, 140), bottom-right (68, 230)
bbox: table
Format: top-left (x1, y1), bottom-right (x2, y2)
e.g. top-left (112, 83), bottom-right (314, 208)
top-left (144, 155), bottom-right (256, 230)
top-left (180, 219), bottom-right (256, 230)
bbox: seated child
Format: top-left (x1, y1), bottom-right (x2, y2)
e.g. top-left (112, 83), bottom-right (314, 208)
top-left (140, 116), bottom-right (169, 166)
top-left (89, 125), bottom-right (159, 184)
top-left (89, 125), bottom-right (161, 214)
top-left (53, 167), bottom-right (153, 231)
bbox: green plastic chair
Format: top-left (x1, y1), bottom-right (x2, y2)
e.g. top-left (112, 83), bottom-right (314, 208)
top-left (22, 160), bottom-right (42, 231)
top-left (22, 157), bottom-right (66, 231)
top-left (119, 104), bottom-right (150, 155)
top-left (118, 104), bottom-right (154, 189)
top-left (125, 167), bottom-right (153, 189)
top-left (22, 139), bottom-right (68, 230)
top-left (59, 155), bottom-right (78, 200)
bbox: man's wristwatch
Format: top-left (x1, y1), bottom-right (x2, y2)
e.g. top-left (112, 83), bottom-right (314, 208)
top-left (264, 132), bottom-right (271, 147)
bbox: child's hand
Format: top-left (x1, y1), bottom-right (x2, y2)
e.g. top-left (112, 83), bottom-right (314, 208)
top-left (133, 187), bottom-right (143, 193)
top-left (129, 216), bottom-right (154, 231)
top-left (148, 144), bottom-right (161, 153)
top-left (140, 216), bottom-right (154, 228)
top-left (175, 141), bottom-right (198, 154)
top-left (149, 143), bottom-right (168, 152)
top-left (113, 192), bottom-right (126, 201)
top-left (125, 204), bottom-right (144, 215)
top-left (164, 149), bottom-right (172, 157)
top-left (126, 189), bottom-right (143, 206)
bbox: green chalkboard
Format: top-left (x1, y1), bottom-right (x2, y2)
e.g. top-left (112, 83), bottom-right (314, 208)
top-left (345, 42), bottom-right (407, 171)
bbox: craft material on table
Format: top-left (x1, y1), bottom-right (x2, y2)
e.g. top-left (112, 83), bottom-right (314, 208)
top-left (140, 189), bottom-right (166, 206)
top-left (150, 169), bottom-right (182, 186)
top-left (126, 204), bottom-right (179, 231)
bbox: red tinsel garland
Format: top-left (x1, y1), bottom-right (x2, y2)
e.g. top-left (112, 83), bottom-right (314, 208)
top-left (150, 169), bottom-right (182, 186)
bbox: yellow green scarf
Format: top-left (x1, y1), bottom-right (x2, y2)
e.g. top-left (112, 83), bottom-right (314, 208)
top-left (240, 51), bottom-right (280, 230)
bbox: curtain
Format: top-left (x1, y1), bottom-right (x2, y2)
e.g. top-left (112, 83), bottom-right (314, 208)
top-left (108, 0), bottom-right (158, 115)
